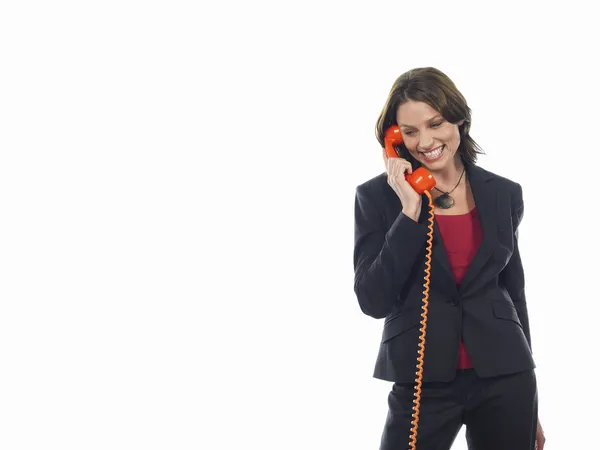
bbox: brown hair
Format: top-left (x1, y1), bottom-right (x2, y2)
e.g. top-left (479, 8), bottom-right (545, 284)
top-left (375, 67), bottom-right (484, 165)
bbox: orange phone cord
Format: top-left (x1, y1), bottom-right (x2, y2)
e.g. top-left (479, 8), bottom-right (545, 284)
top-left (408, 190), bottom-right (435, 450)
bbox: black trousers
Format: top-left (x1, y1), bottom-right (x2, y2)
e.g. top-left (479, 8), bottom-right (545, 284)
top-left (379, 369), bottom-right (538, 450)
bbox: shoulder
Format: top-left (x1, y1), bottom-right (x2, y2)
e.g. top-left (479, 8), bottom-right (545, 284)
top-left (355, 171), bottom-right (388, 196)
top-left (354, 172), bottom-right (393, 218)
top-left (356, 172), bottom-right (388, 192)
top-left (469, 163), bottom-right (523, 204)
top-left (470, 164), bottom-right (525, 229)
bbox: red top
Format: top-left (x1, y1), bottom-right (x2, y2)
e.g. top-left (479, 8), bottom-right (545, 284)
top-left (435, 207), bottom-right (483, 369)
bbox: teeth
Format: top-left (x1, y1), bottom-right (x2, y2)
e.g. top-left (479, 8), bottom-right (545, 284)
top-left (423, 146), bottom-right (443, 159)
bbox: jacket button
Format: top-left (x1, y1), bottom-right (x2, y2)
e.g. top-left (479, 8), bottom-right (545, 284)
top-left (451, 297), bottom-right (460, 306)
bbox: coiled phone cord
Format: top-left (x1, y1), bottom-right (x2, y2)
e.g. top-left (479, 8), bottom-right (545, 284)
top-left (408, 190), bottom-right (435, 450)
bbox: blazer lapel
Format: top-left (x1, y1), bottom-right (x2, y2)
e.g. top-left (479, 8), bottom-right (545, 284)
top-left (428, 199), bottom-right (459, 292)
top-left (458, 163), bottom-right (497, 292)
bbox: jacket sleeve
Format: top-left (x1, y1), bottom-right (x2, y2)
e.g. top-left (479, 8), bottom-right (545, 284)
top-left (499, 183), bottom-right (532, 351)
top-left (353, 183), bottom-right (429, 319)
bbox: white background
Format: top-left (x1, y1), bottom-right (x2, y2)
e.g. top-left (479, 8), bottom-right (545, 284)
top-left (1, 1), bottom-right (598, 449)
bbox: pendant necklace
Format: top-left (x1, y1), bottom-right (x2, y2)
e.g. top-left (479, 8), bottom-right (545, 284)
top-left (433, 167), bottom-right (466, 209)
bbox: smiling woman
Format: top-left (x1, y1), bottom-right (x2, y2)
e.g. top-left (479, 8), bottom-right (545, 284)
top-left (353, 67), bottom-right (545, 450)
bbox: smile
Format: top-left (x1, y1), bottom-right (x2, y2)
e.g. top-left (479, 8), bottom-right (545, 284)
top-left (420, 145), bottom-right (444, 161)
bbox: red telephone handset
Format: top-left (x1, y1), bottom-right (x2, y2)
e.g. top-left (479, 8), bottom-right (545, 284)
top-left (384, 125), bottom-right (436, 194)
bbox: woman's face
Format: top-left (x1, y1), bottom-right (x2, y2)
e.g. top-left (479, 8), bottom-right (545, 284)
top-left (395, 100), bottom-right (463, 171)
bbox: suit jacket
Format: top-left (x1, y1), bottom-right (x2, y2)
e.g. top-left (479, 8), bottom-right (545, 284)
top-left (353, 162), bottom-right (535, 383)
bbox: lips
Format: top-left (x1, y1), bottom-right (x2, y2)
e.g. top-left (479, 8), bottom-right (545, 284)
top-left (420, 145), bottom-right (444, 160)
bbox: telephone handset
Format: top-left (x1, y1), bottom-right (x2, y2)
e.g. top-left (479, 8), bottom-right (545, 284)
top-left (384, 124), bottom-right (436, 450)
top-left (384, 125), bottom-right (437, 194)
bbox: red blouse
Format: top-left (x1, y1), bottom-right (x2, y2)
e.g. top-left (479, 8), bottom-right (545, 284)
top-left (435, 207), bottom-right (483, 369)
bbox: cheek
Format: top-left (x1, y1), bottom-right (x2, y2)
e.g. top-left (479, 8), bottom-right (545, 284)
top-left (441, 128), bottom-right (461, 149)
top-left (403, 136), bottom-right (419, 151)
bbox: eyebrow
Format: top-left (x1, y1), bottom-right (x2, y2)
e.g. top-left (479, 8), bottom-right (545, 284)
top-left (398, 115), bottom-right (443, 128)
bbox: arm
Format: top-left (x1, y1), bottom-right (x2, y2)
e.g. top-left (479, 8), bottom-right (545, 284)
top-left (353, 184), bottom-right (428, 319)
top-left (499, 183), bottom-right (532, 350)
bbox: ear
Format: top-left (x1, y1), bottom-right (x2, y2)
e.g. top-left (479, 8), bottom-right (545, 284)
top-left (457, 119), bottom-right (465, 126)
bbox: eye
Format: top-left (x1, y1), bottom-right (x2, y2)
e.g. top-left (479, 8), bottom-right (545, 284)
top-left (403, 130), bottom-right (416, 136)
top-left (431, 121), bottom-right (443, 128)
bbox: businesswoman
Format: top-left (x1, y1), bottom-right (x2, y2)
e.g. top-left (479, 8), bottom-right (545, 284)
top-left (353, 67), bottom-right (545, 450)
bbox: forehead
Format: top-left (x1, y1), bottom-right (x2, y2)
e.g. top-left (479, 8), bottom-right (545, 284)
top-left (396, 100), bottom-right (441, 127)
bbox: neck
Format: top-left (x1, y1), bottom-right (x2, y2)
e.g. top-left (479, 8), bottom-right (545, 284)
top-left (431, 155), bottom-right (465, 189)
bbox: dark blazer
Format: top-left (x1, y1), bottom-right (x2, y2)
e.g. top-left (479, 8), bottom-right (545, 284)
top-left (353, 162), bottom-right (535, 383)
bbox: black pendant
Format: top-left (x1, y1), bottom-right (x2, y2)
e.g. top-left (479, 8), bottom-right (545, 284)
top-left (434, 193), bottom-right (454, 209)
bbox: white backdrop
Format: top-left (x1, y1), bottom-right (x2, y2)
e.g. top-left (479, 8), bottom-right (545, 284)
top-left (1, 1), bottom-right (598, 449)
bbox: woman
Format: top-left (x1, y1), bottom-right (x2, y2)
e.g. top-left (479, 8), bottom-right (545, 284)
top-left (353, 67), bottom-right (545, 450)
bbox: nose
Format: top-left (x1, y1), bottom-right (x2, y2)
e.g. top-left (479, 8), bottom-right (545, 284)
top-left (419, 130), bottom-right (435, 150)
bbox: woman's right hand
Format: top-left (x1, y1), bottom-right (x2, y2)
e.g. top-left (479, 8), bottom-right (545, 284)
top-left (386, 157), bottom-right (422, 222)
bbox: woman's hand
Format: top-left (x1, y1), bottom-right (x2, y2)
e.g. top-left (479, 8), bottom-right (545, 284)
top-left (385, 156), bottom-right (422, 222)
top-left (535, 419), bottom-right (545, 449)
